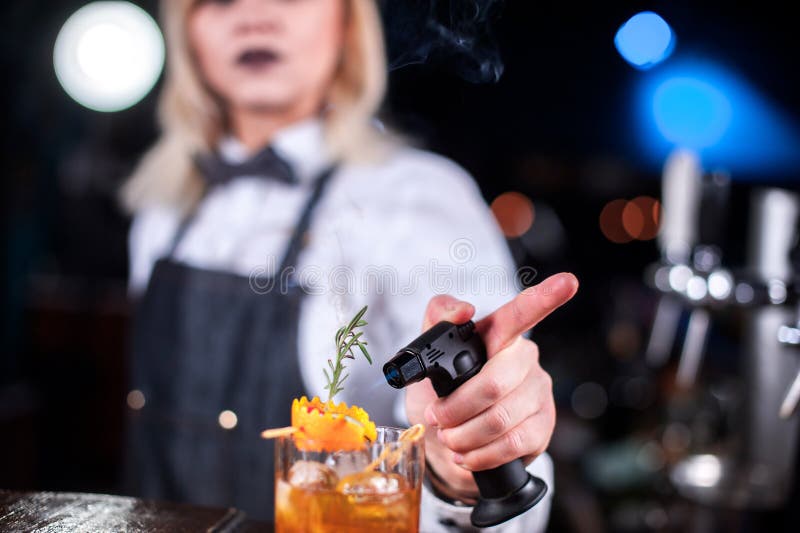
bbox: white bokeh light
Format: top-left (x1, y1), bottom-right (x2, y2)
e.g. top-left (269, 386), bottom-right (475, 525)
top-left (54, 1), bottom-right (164, 112)
top-left (707, 270), bottom-right (733, 300)
top-left (685, 276), bottom-right (708, 301)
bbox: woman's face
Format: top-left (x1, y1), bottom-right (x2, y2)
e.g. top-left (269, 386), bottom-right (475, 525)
top-left (188, 0), bottom-right (345, 114)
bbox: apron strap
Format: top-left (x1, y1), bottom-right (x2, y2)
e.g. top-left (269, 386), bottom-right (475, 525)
top-left (277, 165), bottom-right (337, 272)
top-left (164, 206), bottom-right (199, 259)
top-left (164, 165), bottom-right (338, 270)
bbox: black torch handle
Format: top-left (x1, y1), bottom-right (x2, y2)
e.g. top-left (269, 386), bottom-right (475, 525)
top-left (469, 450), bottom-right (548, 527)
top-left (473, 459), bottom-right (532, 498)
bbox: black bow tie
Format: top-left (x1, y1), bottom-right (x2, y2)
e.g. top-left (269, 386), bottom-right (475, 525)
top-left (194, 145), bottom-right (297, 186)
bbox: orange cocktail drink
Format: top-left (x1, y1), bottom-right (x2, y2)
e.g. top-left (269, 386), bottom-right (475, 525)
top-left (273, 397), bottom-right (424, 532)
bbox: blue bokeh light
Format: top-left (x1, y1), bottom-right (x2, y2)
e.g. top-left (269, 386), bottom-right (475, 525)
top-left (634, 58), bottom-right (800, 178)
top-left (653, 77), bottom-right (732, 148)
top-left (615, 12), bottom-right (675, 70)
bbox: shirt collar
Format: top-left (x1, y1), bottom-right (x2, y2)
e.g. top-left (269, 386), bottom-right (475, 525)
top-left (218, 118), bottom-right (331, 185)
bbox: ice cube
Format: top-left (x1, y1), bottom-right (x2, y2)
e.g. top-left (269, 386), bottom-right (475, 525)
top-left (287, 460), bottom-right (338, 490)
top-left (324, 450), bottom-right (370, 478)
top-left (336, 471), bottom-right (407, 504)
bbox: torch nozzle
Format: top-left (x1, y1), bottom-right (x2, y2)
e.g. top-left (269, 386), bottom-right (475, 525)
top-left (383, 350), bottom-right (425, 389)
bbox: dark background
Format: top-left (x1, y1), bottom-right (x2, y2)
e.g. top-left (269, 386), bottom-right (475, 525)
top-left (1, 1), bottom-right (799, 532)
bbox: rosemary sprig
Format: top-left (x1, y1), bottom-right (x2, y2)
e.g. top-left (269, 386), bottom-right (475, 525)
top-left (323, 305), bottom-right (372, 403)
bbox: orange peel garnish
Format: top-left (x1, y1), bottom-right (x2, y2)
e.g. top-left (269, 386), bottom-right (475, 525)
top-left (363, 424), bottom-right (426, 472)
top-left (291, 396), bottom-right (377, 452)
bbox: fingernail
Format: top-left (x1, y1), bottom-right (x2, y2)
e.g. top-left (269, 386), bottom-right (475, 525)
top-left (424, 407), bottom-right (439, 428)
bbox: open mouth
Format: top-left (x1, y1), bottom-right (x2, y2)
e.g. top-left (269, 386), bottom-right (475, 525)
top-left (236, 48), bottom-right (280, 69)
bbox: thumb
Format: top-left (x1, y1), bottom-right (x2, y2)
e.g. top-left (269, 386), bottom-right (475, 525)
top-left (423, 294), bottom-right (476, 331)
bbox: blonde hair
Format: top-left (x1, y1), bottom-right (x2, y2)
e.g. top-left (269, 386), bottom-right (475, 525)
top-left (121, 0), bottom-right (389, 212)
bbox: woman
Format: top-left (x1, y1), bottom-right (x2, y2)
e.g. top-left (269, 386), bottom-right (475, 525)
top-left (123, 0), bottom-right (577, 530)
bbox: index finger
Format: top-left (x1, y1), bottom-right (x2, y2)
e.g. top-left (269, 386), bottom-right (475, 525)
top-left (476, 273), bottom-right (578, 355)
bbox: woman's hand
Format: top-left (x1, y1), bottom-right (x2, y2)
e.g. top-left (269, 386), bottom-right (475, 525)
top-left (405, 273), bottom-right (579, 500)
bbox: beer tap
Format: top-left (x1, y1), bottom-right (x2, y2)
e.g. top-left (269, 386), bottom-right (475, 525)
top-left (776, 211), bottom-right (800, 420)
top-left (778, 349), bottom-right (800, 419)
top-left (642, 144), bottom-right (800, 508)
top-left (644, 148), bottom-right (732, 388)
top-left (644, 149), bottom-right (703, 368)
top-left (674, 169), bottom-right (731, 388)
top-left (668, 187), bottom-right (800, 509)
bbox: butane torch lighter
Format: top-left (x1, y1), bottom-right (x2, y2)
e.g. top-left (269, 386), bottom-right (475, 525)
top-left (384, 320), bottom-right (547, 528)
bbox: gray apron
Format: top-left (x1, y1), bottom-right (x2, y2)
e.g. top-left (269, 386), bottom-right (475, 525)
top-left (125, 166), bottom-right (335, 521)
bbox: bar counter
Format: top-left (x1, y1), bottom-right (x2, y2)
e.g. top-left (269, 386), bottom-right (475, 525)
top-left (0, 490), bottom-right (273, 532)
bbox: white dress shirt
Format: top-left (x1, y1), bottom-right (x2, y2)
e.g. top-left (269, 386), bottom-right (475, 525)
top-left (128, 118), bottom-right (553, 532)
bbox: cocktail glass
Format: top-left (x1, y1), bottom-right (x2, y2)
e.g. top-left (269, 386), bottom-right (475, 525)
top-left (274, 426), bottom-right (424, 532)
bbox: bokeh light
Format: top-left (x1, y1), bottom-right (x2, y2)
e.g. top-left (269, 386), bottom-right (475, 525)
top-left (630, 196), bottom-right (661, 240)
top-left (707, 270), bottom-right (733, 300)
top-left (735, 282), bottom-right (755, 304)
top-left (615, 11), bottom-right (675, 70)
top-left (669, 264), bottom-right (693, 292)
top-left (622, 201), bottom-right (645, 240)
top-left (571, 382), bottom-right (608, 419)
top-left (609, 376), bottom-right (656, 410)
top-left (218, 410), bottom-right (238, 430)
top-left (607, 321), bottom-right (641, 360)
top-left (601, 197), bottom-right (661, 243)
top-left (686, 276), bottom-right (708, 300)
top-left (491, 191), bottom-right (535, 238)
top-left (654, 77), bottom-right (732, 148)
top-left (54, 1), bottom-right (165, 112)
top-left (126, 389), bottom-right (145, 410)
top-left (635, 58), bottom-right (800, 176)
top-left (674, 454), bottom-right (722, 488)
top-left (600, 199), bottom-right (631, 243)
